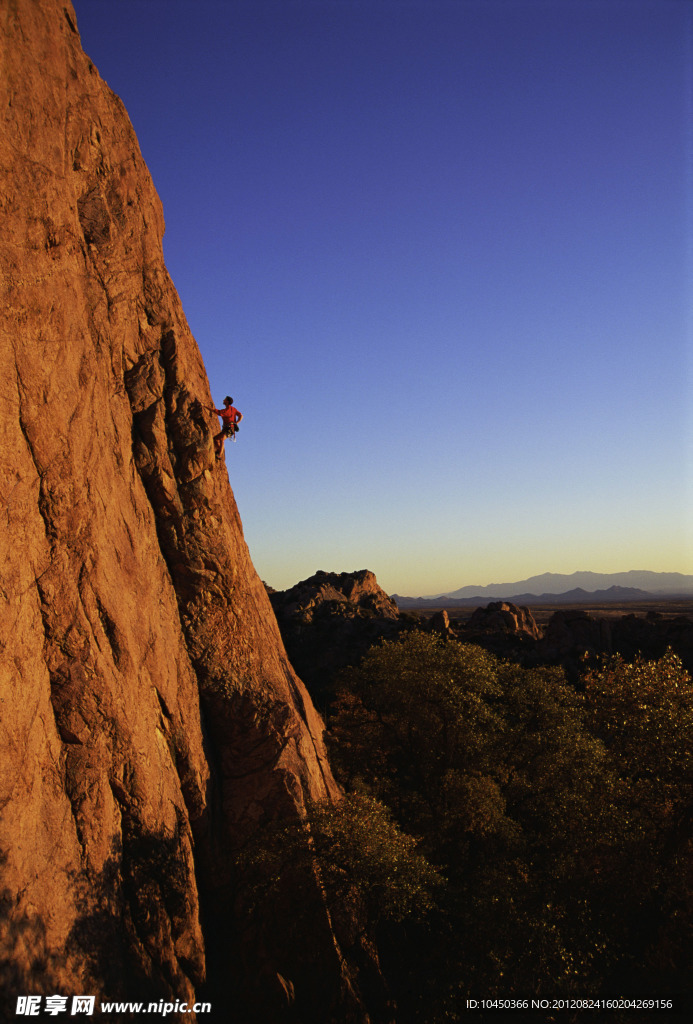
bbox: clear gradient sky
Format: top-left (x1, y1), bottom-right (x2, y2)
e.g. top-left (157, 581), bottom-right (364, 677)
top-left (74, 0), bottom-right (692, 596)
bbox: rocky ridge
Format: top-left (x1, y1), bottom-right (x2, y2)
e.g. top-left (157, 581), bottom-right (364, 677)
top-left (271, 574), bottom-right (693, 701)
top-left (0, 4), bottom-right (375, 1020)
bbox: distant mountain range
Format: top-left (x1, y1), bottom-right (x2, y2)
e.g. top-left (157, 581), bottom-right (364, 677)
top-left (393, 572), bottom-right (693, 608)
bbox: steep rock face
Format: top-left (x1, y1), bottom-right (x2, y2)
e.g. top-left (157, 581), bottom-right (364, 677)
top-left (270, 571), bottom-right (406, 704)
top-left (0, 4), bottom-right (366, 1019)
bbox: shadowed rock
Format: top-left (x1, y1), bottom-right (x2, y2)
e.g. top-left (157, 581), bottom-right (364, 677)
top-left (542, 610), bottom-right (613, 659)
top-left (428, 609), bottom-right (453, 637)
top-left (468, 602), bottom-right (542, 641)
top-left (277, 570), bottom-right (400, 621)
top-left (540, 609), bottom-right (693, 679)
top-left (270, 571), bottom-right (407, 704)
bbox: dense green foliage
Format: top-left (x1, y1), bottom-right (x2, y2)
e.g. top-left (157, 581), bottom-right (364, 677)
top-left (325, 634), bottom-right (693, 1020)
top-left (237, 792), bottom-right (441, 932)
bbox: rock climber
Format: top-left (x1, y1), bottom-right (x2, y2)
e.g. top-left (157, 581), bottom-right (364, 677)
top-left (209, 396), bottom-right (243, 460)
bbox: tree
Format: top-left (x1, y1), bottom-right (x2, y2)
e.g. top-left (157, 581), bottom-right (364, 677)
top-left (583, 651), bottom-right (693, 993)
top-left (328, 634), bottom-right (648, 1017)
top-left (236, 791), bottom-right (441, 936)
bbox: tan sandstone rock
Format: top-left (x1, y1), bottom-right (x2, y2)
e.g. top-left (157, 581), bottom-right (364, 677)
top-left (0, 4), bottom-right (371, 1020)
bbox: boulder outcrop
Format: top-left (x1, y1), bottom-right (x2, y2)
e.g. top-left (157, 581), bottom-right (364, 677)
top-left (0, 4), bottom-right (374, 1020)
top-left (276, 570), bottom-right (400, 622)
top-left (270, 571), bottom-right (406, 703)
top-left (468, 602), bottom-right (542, 641)
top-left (540, 609), bottom-right (693, 678)
top-left (463, 602), bottom-right (542, 659)
top-left (428, 609), bottom-right (454, 637)
top-left (542, 610), bottom-right (613, 660)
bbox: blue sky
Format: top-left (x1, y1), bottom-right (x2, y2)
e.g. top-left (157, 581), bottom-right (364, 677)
top-left (74, 0), bottom-right (692, 595)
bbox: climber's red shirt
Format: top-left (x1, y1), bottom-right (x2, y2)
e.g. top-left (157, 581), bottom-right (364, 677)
top-left (216, 405), bottom-right (241, 427)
